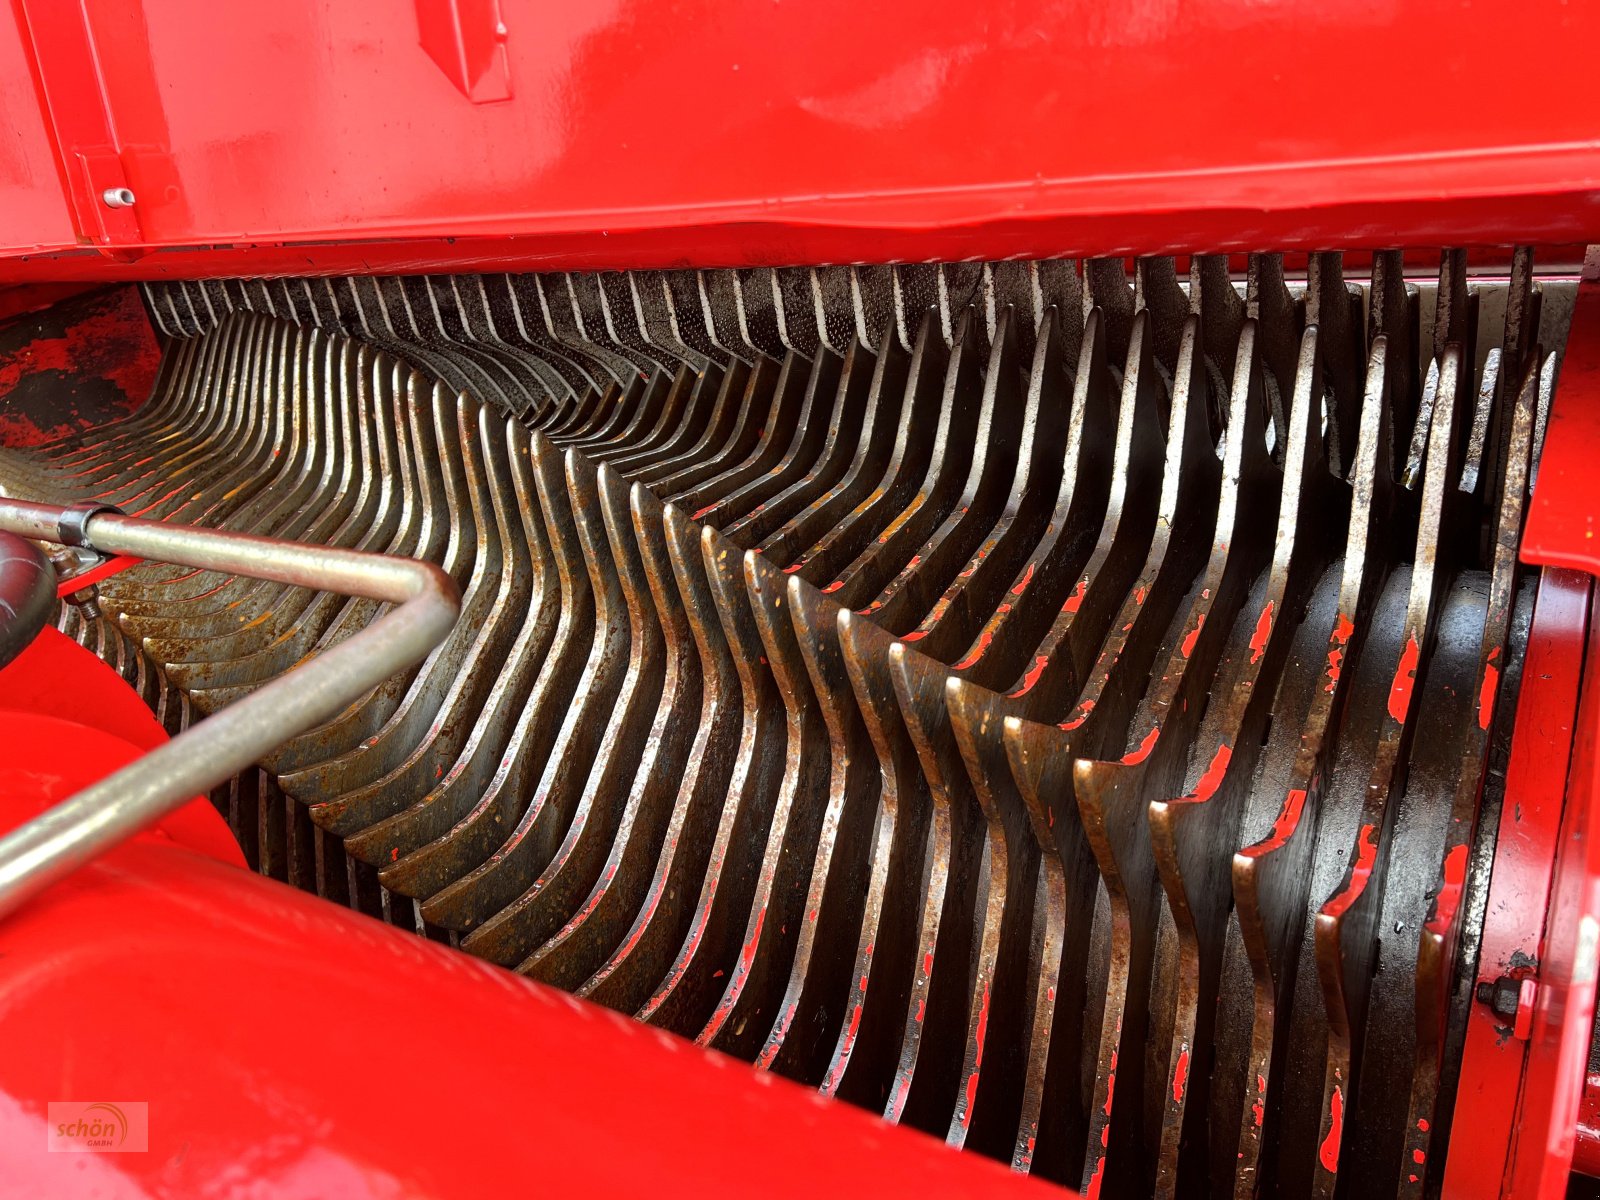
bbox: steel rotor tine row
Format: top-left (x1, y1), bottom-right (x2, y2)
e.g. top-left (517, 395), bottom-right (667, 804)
top-left (1305, 334), bottom-right (1476, 1198)
top-left (1399, 345), bottom-right (1540, 1194)
top-left (1145, 318), bottom-right (1343, 1198)
top-left (38, 254), bottom-right (1546, 1197)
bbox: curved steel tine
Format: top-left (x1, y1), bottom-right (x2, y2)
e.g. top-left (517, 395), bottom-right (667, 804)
top-left (730, 329), bottom-right (905, 558)
top-left (1481, 248), bottom-right (1538, 511)
top-left (588, 366), bottom-right (697, 466)
top-left (630, 359), bottom-right (758, 493)
top-left (893, 265), bottom-right (942, 352)
top-left (544, 378), bottom-right (625, 444)
top-left (716, 570), bottom-right (882, 1085)
top-left (772, 311), bottom-right (962, 586)
top-left (152, 335), bottom-right (369, 672)
top-left (847, 266), bottom-right (894, 354)
top-left (677, 352), bottom-right (813, 521)
top-left (628, 524), bottom-right (790, 1033)
top-left (653, 357), bottom-right (783, 502)
top-left (477, 273), bottom-right (603, 404)
top-left (731, 268), bottom-right (785, 361)
top-left (126, 329), bottom-right (351, 648)
top-left (363, 276), bottom-right (488, 400)
top-left (938, 307), bottom-right (1114, 692)
top-left (629, 270), bottom-right (713, 375)
top-left (1145, 320), bottom-right (1342, 1197)
top-left (59, 315), bottom-right (237, 498)
top-left (1134, 257), bottom-right (1189, 377)
top-left (518, 479), bottom-right (702, 988)
top-left (996, 310), bottom-right (1220, 1198)
top-left (843, 308), bottom-right (1025, 629)
top-left (273, 386), bottom-right (481, 783)
top-left (609, 361), bottom-right (741, 484)
top-left (402, 275), bottom-right (526, 414)
top-left (554, 373), bottom-right (643, 449)
top-left (965, 310), bottom-right (1170, 724)
top-left (307, 405), bottom-right (530, 836)
top-left (574, 504), bottom-right (743, 1014)
top-left (568, 368), bottom-right (674, 458)
top-left (1401, 347), bottom-right (1538, 1190)
top-left (1229, 326), bottom-right (1402, 1196)
top-left (1305, 253), bottom-right (1367, 478)
top-left (880, 306), bottom-right (1063, 650)
top-left (419, 275), bottom-right (535, 416)
top-left (389, 428), bottom-right (591, 921)
top-left (1246, 254), bottom-right (1300, 453)
top-left (537, 274), bottom-right (635, 389)
top-left (690, 548), bottom-right (834, 1058)
top-left (810, 268), bottom-right (855, 358)
top-left (437, 274), bottom-right (560, 416)
top-left (369, 422), bottom-right (563, 896)
top-left (261, 365), bottom-right (452, 773)
top-left (591, 271), bottom-right (678, 381)
top-left (178, 342), bottom-right (401, 691)
top-left (600, 363), bottom-right (722, 477)
top-left (432, 447), bottom-right (637, 958)
top-left (695, 347), bottom-right (845, 534)
top-left (196, 354), bottom-right (419, 712)
top-left (1308, 342), bottom-right (1473, 1199)
top-left (448, 462), bottom-right (668, 962)
top-left (565, 271), bottom-right (653, 378)
top-left (1333, 585), bottom-right (1480, 1196)
top-left (773, 267), bottom-right (823, 358)
top-left (113, 322), bottom-right (317, 612)
top-left (697, 269), bottom-right (761, 365)
top-left (766, 579), bottom-right (897, 1096)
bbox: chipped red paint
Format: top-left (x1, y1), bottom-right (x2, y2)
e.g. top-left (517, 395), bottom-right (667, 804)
top-left (954, 629), bottom-right (993, 669)
top-left (901, 629), bottom-right (927, 643)
top-left (1413, 1148), bottom-right (1427, 1164)
top-left (1320, 1085), bottom-right (1345, 1172)
top-left (822, 580), bottom-right (844, 594)
top-left (1479, 646), bottom-right (1501, 730)
top-left (1135, 585), bottom-right (1148, 606)
top-left (1181, 613), bottom-right (1206, 659)
top-left (0, 287), bottom-right (158, 448)
top-left (1064, 578), bottom-right (1087, 613)
top-left (1017, 655), bottom-right (1048, 693)
top-left (1322, 824), bottom-right (1378, 918)
top-left (1058, 698), bottom-right (1094, 728)
top-left (1085, 1156), bottom-right (1106, 1200)
top-left (1012, 563), bottom-right (1035, 595)
top-left (1425, 843), bottom-right (1469, 936)
top-left (1245, 788), bottom-right (1309, 858)
top-left (1418, 1118), bottom-right (1430, 1133)
top-left (1122, 725), bottom-right (1160, 765)
top-left (1249, 601), bottom-right (1274, 664)
top-left (1253, 1074), bottom-right (1266, 1128)
top-left (1389, 633), bottom-right (1421, 723)
top-left (962, 984), bottom-right (992, 1122)
top-left (1173, 1045), bottom-right (1191, 1103)
top-left (1186, 743), bottom-right (1232, 802)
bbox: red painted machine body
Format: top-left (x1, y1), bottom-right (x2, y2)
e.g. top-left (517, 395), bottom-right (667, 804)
top-left (4, 1), bottom-right (1600, 1196)
top-left (3, 0), bottom-right (1600, 280)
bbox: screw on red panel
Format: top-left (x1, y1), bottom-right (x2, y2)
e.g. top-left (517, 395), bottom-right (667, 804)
top-left (1475, 974), bottom-right (1539, 1040)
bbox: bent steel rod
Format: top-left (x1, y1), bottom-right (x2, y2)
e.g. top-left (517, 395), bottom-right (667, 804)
top-left (0, 498), bottom-right (461, 921)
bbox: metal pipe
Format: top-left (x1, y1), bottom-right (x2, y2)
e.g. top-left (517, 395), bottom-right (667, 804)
top-left (0, 497), bottom-right (461, 921)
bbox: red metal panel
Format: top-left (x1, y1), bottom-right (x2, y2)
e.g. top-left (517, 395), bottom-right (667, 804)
top-left (1504, 581), bottom-right (1600, 1197)
top-left (2, 0), bottom-right (1599, 279)
top-left (1441, 569), bottom-right (1590, 1198)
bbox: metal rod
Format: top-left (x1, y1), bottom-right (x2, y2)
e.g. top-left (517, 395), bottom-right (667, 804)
top-left (0, 497), bottom-right (461, 921)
